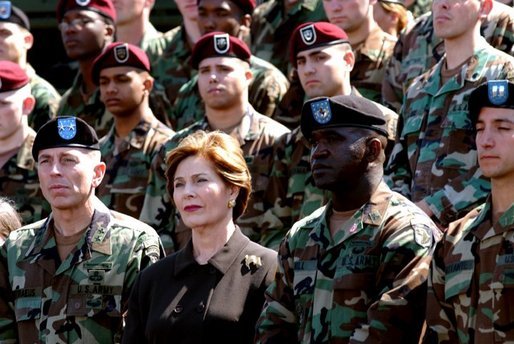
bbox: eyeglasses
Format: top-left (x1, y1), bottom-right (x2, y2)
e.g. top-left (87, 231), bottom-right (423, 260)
top-left (58, 17), bottom-right (99, 31)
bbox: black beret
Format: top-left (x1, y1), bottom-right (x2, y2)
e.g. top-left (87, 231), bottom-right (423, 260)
top-left (301, 95), bottom-right (388, 139)
top-left (469, 80), bottom-right (514, 126)
top-left (0, 2), bottom-right (30, 30)
top-left (32, 116), bottom-right (100, 161)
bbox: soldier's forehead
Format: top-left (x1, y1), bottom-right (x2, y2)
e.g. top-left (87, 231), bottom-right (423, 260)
top-left (62, 8), bottom-right (103, 20)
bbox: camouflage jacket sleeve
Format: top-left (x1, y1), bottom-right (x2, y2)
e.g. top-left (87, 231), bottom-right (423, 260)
top-left (384, 113), bottom-right (413, 198)
top-left (139, 141), bottom-right (177, 255)
top-left (255, 238), bottom-right (300, 343)
top-left (0, 244), bottom-right (16, 342)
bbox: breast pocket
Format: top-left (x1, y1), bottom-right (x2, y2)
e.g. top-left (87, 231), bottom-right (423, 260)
top-left (491, 266), bottom-right (514, 334)
top-left (14, 296), bottom-right (42, 322)
top-left (444, 259), bottom-right (473, 301)
top-left (438, 110), bottom-right (477, 170)
top-left (67, 285), bottom-right (123, 318)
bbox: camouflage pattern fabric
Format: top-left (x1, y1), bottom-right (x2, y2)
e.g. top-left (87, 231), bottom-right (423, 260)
top-left (139, 107), bottom-right (290, 255)
top-left (383, 3), bottom-right (514, 112)
top-left (0, 197), bottom-right (163, 343)
top-left (145, 25), bottom-right (193, 110)
top-left (58, 73), bottom-right (113, 138)
top-left (250, 0), bottom-right (327, 75)
top-left (138, 23), bottom-right (163, 51)
top-left (256, 182), bottom-right (440, 343)
top-left (408, 0), bottom-right (433, 19)
top-left (28, 65), bottom-right (60, 132)
top-left (171, 55), bottom-right (290, 131)
top-left (97, 117), bottom-right (174, 219)
top-left (260, 89), bottom-right (398, 250)
top-left (385, 40), bottom-right (514, 227)
top-left (424, 197), bottom-right (514, 343)
top-left (350, 25), bottom-right (397, 103)
top-left (0, 129), bottom-right (49, 225)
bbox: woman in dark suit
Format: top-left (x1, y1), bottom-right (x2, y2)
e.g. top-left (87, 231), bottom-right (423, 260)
top-left (123, 131), bottom-right (277, 343)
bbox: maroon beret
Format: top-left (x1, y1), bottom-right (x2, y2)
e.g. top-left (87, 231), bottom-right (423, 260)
top-left (0, 61), bottom-right (29, 93)
top-left (92, 42), bottom-right (151, 84)
top-left (191, 32), bottom-right (251, 69)
top-left (56, 0), bottom-right (116, 23)
top-left (289, 22), bottom-right (349, 67)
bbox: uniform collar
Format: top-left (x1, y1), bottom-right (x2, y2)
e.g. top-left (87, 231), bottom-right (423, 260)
top-left (470, 196), bottom-right (514, 241)
top-left (15, 128), bottom-right (36, 171)
top-left (173, 226), bottom-right (250, 276)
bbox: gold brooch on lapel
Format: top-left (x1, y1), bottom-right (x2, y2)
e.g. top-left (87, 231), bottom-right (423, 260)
top-left (244, 255), bottom-right (262, 270)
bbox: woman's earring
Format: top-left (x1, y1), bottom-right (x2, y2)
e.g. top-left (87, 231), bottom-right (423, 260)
top-left (227, 199), bottom-right (236, 208)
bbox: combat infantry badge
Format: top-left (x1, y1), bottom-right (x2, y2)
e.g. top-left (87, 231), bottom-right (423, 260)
top-left (300, 25), bottom-right (317, 45)
top-left (214, 33), bottom-right (230, 54)
top-left (488, 80), bottom-right (508, 106)
top-left (76, 0), bottom-right (91, 6)
top-left (0, 1), bottom-right (11, 20)
top-left (311, 98), bottom-right (332, 124)
top-left (57, 117), bottom-right (77, 140)
top-left (114, 44), bottom-right (129, 63)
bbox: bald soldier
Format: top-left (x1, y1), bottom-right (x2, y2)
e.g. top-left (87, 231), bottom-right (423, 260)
top-left (0, 117), bottom-right (163, 342)
top-left (93, 42), bottom-right (174, 219)
top-left (256, 95), bottom-right (439, 342)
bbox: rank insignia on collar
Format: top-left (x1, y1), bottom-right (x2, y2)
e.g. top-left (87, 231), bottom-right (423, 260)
top-left (76, 0), bottom-right (91, 6)
top-left (310, 98), bottom-right (332, 124)
top-left (57, 117), bottom-right (77, 140)
top-left (300, 25), bottom-right (316, 45)
top-left (214, 33), bottom-right (229, 54)
top-left (114, 44), bottom-right (129, 63)
top-left (0, 1), bottom-right (11, 20)
top-left (488, 80), bottom-right (508, 106)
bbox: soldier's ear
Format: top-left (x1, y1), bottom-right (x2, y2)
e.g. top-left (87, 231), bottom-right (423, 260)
top-left (240, 14), bottom-right (252, 28)
top-left (23, 31), bottom-right (34, 50)
top-left (343, 48), bottom-right (355, 72)
top-left (479, 0), bottom-right (492, 18)
top-left (365, 137), bottom-right (382, 163)
top-left (143, 76), bottom-right (153, 93)
top-left (22, 95), bottom-right (35, 116)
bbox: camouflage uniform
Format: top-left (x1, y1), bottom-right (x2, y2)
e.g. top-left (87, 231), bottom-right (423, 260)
top-left (424, 197), bottom-right (514, 343)
top-left (0, 129), bottom-right (48, 225)
top-left (385, 40), bottom-right (514, 227)
top-left (383, 3), bottom-right (514, 112)
top-left (58, 73), bottom-right (113, 138)
top-left (139, 107), bottom-right (290, 254)
top-left (350, 25), bottom-right (397, 103)
top-left (145, 25), bottom-right (193, 110)
top-left (261, 89), bottom-right (398, 250)
top-left (250, 0), bottom-right (327, 75)
top-left (171, 55), bottom-right (290, 131)
top-left (138, 23), bottom-right (163, 51)
top-left (97, 117), bottom-right (174, 219)
top-left (27, 64), bottom-right (61, 132)
top-left (408, 0), bottom-right (432, 19)
top-left (256, 182), bottom-right (440, 343)
top-left (0, 197), bottom-right (163, 343)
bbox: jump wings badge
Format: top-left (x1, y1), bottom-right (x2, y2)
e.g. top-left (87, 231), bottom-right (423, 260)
top-left (310, 98), bottom-right (332, 124)
top-left (114, 44), bottom-right (129, 63)
top-left (58, 117), bottom-right (77, 140)
top-left (488, 80), bottom-right (508, 106)
top-left (214, 33), bottom-right (230, 54)
top-left (0, 1), bottom-right (11, 20)
top-left (300, 25), bottom-right (317, 45)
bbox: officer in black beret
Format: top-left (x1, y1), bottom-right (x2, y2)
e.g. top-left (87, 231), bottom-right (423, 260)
top-left (256, 94), bottom-right (439, 342)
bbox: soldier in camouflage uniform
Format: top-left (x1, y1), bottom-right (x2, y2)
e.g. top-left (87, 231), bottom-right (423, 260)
top-left (56, 0), bottom-right (117, 138)
top-left (424, 80), bottom-right (514, 343)
top-left (256, 95), bottom-right (440, 343)
top-left (93, 43), bottom-right (174, 219)
top-left (260, 22), bottom-right (398, 249)
top-left (323, 0), bottom-right (397, 103)
top-left (0, 2), bottom-right (61, 132)
top-left (250, 0), bottom-right (327, 76)
top-left (113, 0), bottom-right (163, 50)
top-left (170, 0), bottom-right (290, 131)
top-left (383, 0), bottom-right (514, 112)
top-left (0, 61), bottom-right (48, 226)
top-left (140, 33), bottom-right (289, 254)
top-left (0, 117), bottom-right (163, 343)
top-left (143, 0), bottom-right (202, 121)
top-left (385, 0), bottom-right (514, 228)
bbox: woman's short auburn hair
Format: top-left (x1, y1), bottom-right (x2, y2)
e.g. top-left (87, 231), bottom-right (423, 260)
top-left (165, 130), bottom-right (252, 220)
top-left (0, 197), bottom-right (22, 240)
top-left (379, 1), bottom-right (409, 35)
